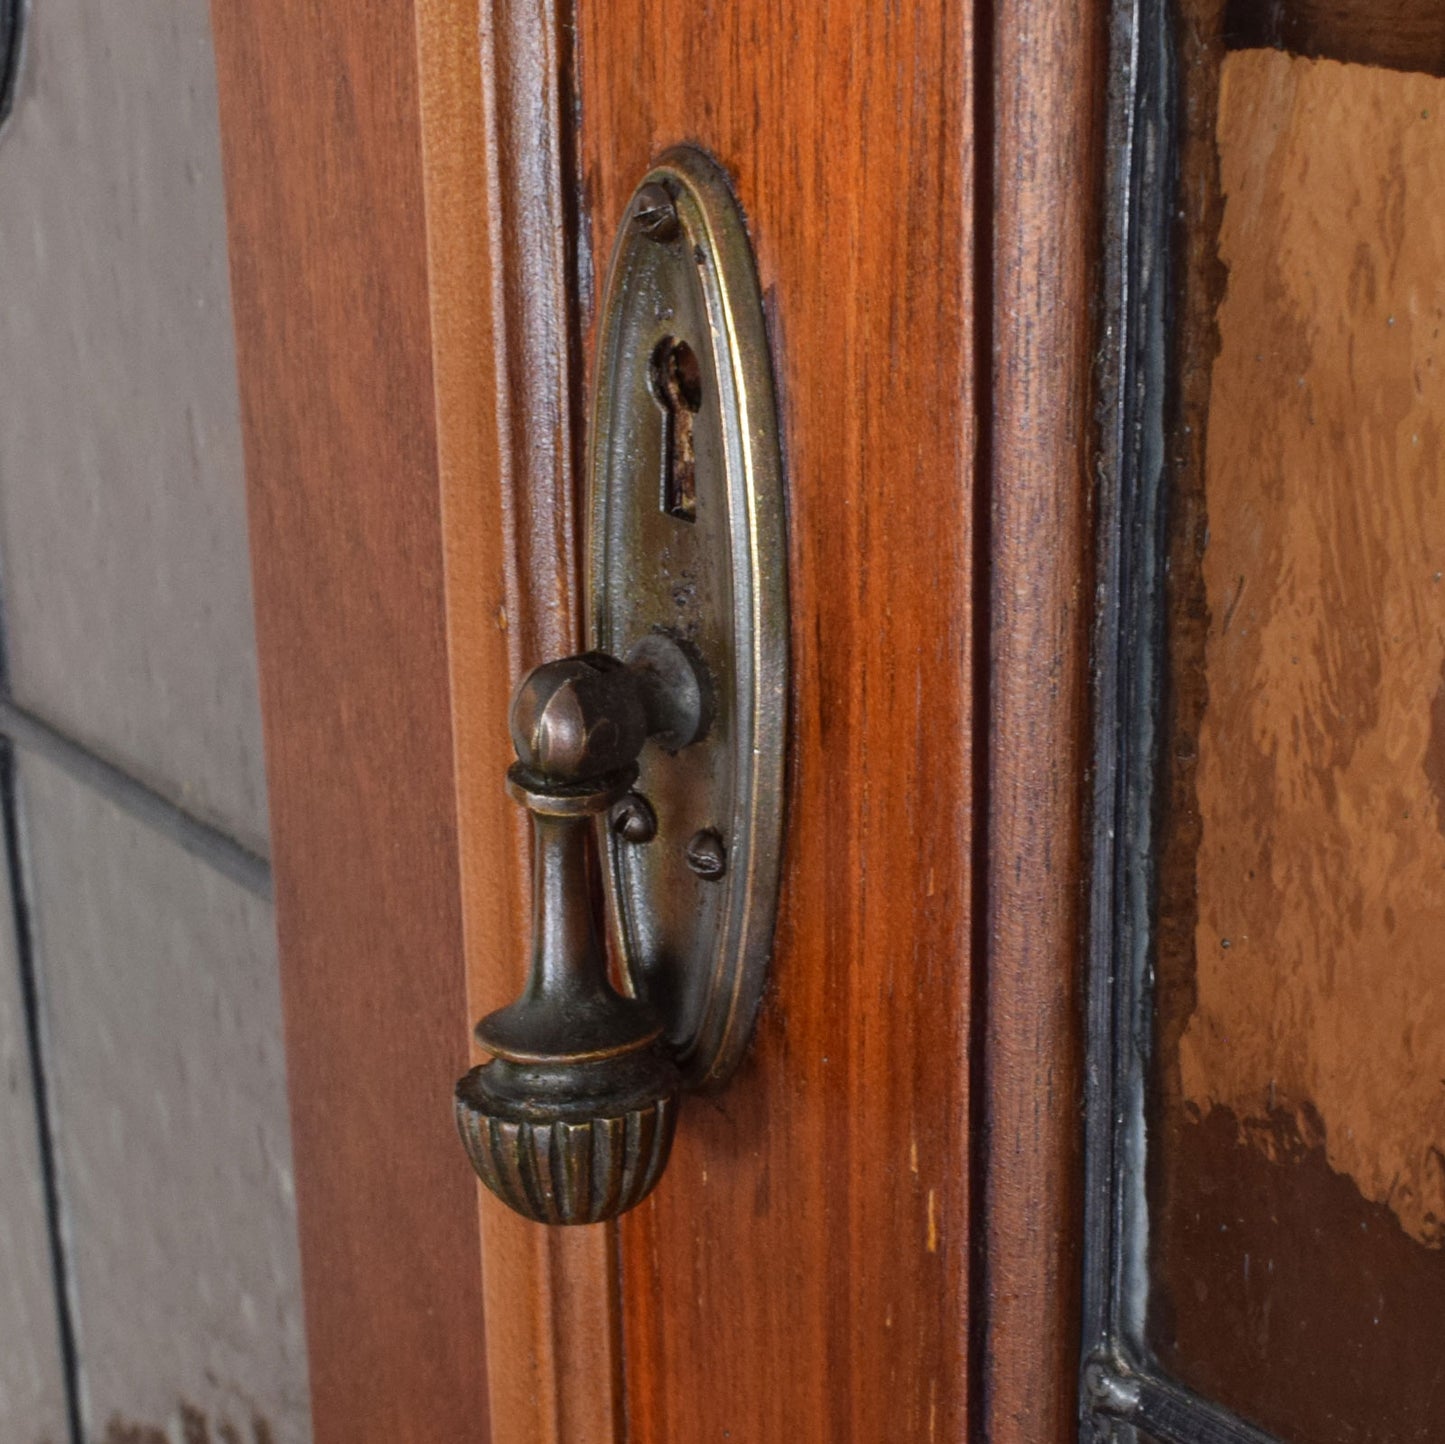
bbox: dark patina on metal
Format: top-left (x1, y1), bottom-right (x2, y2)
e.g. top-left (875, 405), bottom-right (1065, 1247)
top-left (590, 147), bottom-right (788, 1094)
top-left (457, 149), bottom-right (787, 1225)
top-left (455, 650), bottom-right (689, 1225)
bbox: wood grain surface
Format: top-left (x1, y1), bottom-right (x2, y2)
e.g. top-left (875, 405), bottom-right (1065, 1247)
top-left (576, 5), bottom-right (979, 1440)
top-left (982, 0), bottom-right (1103, 1439)
top-left (414, 1), bottom-right (620, 1439)
top-left (209, 4), bottom-right (490, 1439)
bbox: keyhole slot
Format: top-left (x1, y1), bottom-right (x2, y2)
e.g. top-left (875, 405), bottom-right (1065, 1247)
top-left (651, 337), bottom-right (702, 523)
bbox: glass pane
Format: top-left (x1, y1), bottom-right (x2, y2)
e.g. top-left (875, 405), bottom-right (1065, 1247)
top-left (1146, 7), bottom-right (1445, 1440)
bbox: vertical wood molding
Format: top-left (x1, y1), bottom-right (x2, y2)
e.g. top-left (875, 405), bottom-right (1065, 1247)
top-left (983, 0), bottom-right (1106, 1437)
top-left (414, 1), bottom-right (620, 1440)
top-left (577, 4), bottom-right (978, 1438)
top-left (209, 2), bottom-right (490, 1439)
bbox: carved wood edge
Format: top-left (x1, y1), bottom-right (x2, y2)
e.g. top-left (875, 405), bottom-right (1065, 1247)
top-left (414, 0), bottom-right (622, 1440)
top-left (981, 0), bottom-right (1106, 1439)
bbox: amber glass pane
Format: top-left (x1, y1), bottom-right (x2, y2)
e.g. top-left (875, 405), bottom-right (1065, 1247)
top-left (1147, 10), bottom-right (1445, 1441)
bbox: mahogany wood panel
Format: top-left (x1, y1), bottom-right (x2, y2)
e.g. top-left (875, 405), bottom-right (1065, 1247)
top-left (982, 0), bottom-right (1103, 1440)
top-left (413, 1), bottom-right (620, 1439)
top-left (577, 6), bottom-right (978, 1440)
top-left (209, 4), bottom-right (489, 1439)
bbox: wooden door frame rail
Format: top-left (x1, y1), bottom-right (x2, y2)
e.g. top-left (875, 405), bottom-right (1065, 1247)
top-left (979, 0), bottom-right (1104, 1437)
top-left (213, 0), bottom-right (1104, 1437)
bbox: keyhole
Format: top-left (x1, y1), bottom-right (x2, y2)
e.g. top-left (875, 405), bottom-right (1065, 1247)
top-left (651, 337), bottom-right (702, 523)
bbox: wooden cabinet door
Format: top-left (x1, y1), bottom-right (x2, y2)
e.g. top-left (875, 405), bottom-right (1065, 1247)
top-left (209, 1), bottom-right (1098, 1440)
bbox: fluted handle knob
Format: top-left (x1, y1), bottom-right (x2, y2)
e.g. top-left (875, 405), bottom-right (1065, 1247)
top-left (455, 642), bottom-right (706, 1224)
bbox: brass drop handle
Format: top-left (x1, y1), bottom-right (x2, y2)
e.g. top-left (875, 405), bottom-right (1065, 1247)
top-left (454, 149), bottom-right (787, 1226)
top-left (455, 643), bottom-right (706, 1224)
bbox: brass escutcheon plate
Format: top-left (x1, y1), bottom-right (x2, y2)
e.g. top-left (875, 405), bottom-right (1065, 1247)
top-left (588, 147), bottom-right (787, 1091)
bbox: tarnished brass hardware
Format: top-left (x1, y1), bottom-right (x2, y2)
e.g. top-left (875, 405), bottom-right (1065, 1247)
top-left (591, 148), bottom-right (788, 1092)
top-left (684, 829), bottom-right (727, 881)
top-left (610, 792), bottom-right (658, 845)
top-left (456, 648), bottom-right (694, 1225)
top-left (456, 148), bottom-right (787, 1225)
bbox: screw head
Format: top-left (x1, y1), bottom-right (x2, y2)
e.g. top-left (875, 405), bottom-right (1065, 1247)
top-left (611, 792), bottom-right (658, 845)
top-left (685, 828), bottom-right (727, 881)
top-left (633, 182), bottom-right (680, 242)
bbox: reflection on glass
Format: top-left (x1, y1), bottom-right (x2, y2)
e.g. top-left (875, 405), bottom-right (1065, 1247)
top-left (1147, 7), bottom-right (1445, 1440)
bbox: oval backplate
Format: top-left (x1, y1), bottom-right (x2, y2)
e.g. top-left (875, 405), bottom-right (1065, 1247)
top-left (588, 147), bottom-right (787, 1091)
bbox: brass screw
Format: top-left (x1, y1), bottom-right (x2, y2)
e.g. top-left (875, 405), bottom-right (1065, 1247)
top-left (611, 793), bottom-right (657, 845)
top-left (685, 828), bottom-right (726, 880)
top-left (633, 182), bottom-right (680, 242)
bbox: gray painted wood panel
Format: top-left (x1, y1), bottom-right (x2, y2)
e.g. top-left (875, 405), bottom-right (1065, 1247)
top-left (0, 851), bottom-right (68, 1444)
top-left (17, 750), bottom-right (308, 1443)
top-left (0, 0), bottom-right (269, 854)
